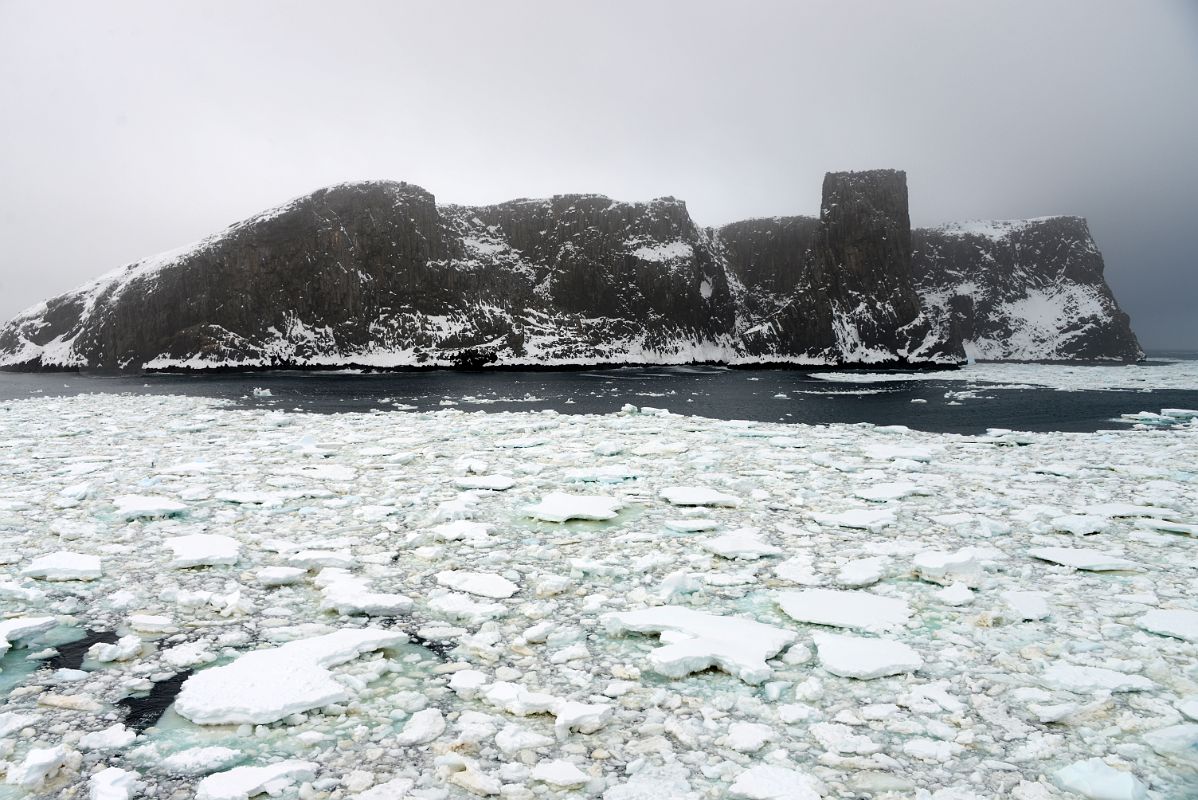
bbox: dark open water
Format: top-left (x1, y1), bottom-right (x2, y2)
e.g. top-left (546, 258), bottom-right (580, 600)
top-left (2, 353), bottom-right (1196, 435)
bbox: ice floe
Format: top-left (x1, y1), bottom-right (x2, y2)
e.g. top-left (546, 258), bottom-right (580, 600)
top-left (603, 606), bottom-right (795, 683)
top-left (174, 628), bottom-right (405, 724)
top-left (812, 632), bottom-right (923, 679)
top-left (777, 588), bottom-right (910, 630)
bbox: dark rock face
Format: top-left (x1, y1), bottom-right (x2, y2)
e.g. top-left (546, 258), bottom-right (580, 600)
top-left (912, 217), bottom-right (1142, 361)
top-left (0, 171), bottom-right (1137, 371)
top-left (719, 170), bottom-right (959, 364)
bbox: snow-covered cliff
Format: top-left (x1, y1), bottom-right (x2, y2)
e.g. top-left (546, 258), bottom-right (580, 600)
top-left (912, 217), bottom-right (1142, 361)
top-left (0, 172), bottom-right (1139, 371)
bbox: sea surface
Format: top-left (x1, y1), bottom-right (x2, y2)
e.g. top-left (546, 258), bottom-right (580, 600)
top-left (1, 353), bottom-right (1196, 435)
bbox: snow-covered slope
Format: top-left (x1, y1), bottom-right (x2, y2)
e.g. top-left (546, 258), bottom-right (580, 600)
top-left (912, 217), bottom-right (1142, 362)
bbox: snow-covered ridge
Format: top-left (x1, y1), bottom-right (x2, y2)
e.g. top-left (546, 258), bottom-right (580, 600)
top-left (929, 216), bottom-right (1080, 242)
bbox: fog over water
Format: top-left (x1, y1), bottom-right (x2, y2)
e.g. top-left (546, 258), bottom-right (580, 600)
top-left (1, 0), bottom-right (1195, 347)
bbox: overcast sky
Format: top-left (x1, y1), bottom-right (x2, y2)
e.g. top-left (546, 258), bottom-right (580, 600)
top-left (2, 0), bottom-right (1195, 348)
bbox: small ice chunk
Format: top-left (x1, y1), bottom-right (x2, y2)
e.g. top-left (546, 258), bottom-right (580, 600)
top-left (1142, 723), bottom-right (1198, 761)
top-left (79, 723), bottom-right (136, 751)
top-left (396, 708), bottom-right (446, 745)
top-left (701, 528), bottom-right (782, 560)
top-left (836, 556), bottom-right (888, 587)
top-left (0, 712), bottom-right (40, 737)
top-left (912, 549), bottom-right (982, 586)
top-left (129, 614), bottom-right (173, 633)
top-left (159, 747), bottom-right (243, 775)
top-left (525, 493), bottom-right (622, 522)
top-left (530, 760), bottom-right (589, 787)
top-left (195, 760), bottom-right (318, 800)
top-left (287, 550), bottom-right (355, 569)
top-left (87, 635), bottom-right (142, 663)
top-left (728, 765), bottom-right (824, 800)
top-left (663, 518), bottom-right (719, 533)
top-left (4, 745), bottom-right (70, 789)
top-left (317, 569), bottom-right (413, 616)
top-left (660, 486), bottom-right (741, 507)
top-left (1052, 758), bottom-right (1147, 800)
top-left (812, 632), bottom-right (922, 679)
top-left (603, 605), bottom-right (796, 684)
top-left (0, 616), bottom-right (57, 658)
top-left (22, 551), bottom-right (102, 581)
top-left (1003, 590), bottom-right (1050, 621)
top-left (112, 494), bottom-right (188, 519)
top-left (495, 724), bottom-right (554, 755)
top-left (481, 682), bottom-right (557, 716)
top-left (257, 566), bottom-right (307, 586)
top-left (1041, 664), bottom-right (1154, 693)
top-left (435, 570), bottom-right (518, 599)
top-left (165, 534), bottom-right (240, 568)
top-left (854, 481), bottom-right (920, 502)
top-left (810, 508), bottom-right (896, 532)
top-left (162, 641), bottom-right (218, 668)
top-left (551, 699), bottom-right (612, 737)
top-left (428, 593), bottom-right (507, 624)
top-left (777, 589), bottom-right (910, 630)
top-left (455, 475), bottom-right (516, 491)
top-left (1138, 608), bottom-right (1198, 642)
top-left (603, 763), bottom-right (697, 800)
top-left (429, 520), bottom-right (492, 541)
top-left (89, 766), bottom-right (141, 800)
top-left (1050, 515), bottom-right (1110, 536)
top-left (175, 628), bottom-right (406, 724)
top-left (935, 583), bottom-right (974, 606)
top-left (1028, 547), bottom-right (1140, 572)
top-left (726, 721), bottom-right (775, 753)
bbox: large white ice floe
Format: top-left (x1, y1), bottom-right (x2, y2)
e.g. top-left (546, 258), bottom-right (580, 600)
top-left (21, 551), bottom-right (102, 581)
top-left (165, 533), bottom-right (241, 568)
top-left (525, 492), bottom-right (622, 522)
top-left (174, 628), bottom-right (406, 724)
top-left (602, 605), bottom-right (796, 684)
top-left (812, 632), bottom-right (922, 679)
top-left (777, 589), bottom-right (911, 630)
top-left (1137, 608), bottom-right (1198, 642)
top-left (1052, 758), bottom-right (1147, 800)
top-left (111, 494), bottom-right (188, 519)
top-left (1028, 547), bottom-right (1141, 571)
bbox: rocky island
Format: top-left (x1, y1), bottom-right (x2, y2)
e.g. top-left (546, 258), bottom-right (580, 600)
top-left (0, 170), bottom-right (1141, 372)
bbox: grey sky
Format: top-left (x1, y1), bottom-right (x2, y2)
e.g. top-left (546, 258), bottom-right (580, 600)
top-left (2, 0), bottom-right (1196, 348)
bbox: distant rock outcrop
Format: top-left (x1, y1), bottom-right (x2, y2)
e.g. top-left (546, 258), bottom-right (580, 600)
top-left (911, 217), bottom-right (1142, 361)
top-left (0, 170), bottom-right (1138, 371)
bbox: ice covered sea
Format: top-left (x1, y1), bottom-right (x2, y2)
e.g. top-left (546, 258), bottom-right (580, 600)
top-left (0, 359), bottom-right (1196, 800)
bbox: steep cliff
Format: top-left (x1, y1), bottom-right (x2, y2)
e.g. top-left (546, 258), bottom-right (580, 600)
top-left (0, 171), bottom-right (1138, 371)
top-left (912, 217), bottom-right (1142, 361)
top-left (718, 170), bottom-right (957, 364)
